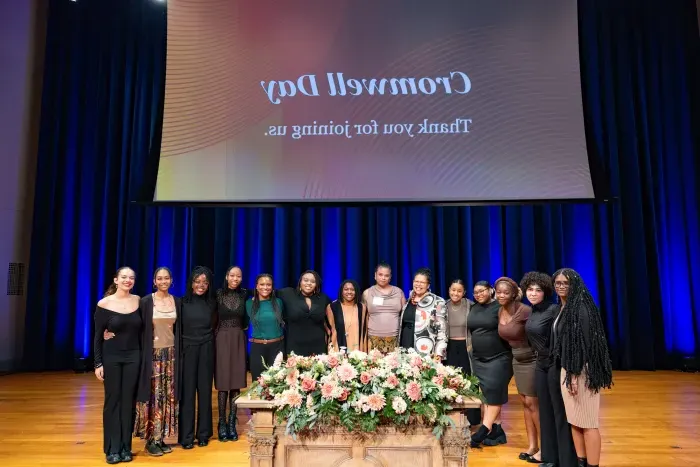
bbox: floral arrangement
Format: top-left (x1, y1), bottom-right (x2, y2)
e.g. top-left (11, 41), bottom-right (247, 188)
top-left (246, 348), bottom-right (482, 439)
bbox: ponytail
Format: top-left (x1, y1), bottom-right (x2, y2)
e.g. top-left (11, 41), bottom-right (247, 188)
top-left (103, 284), bottom-right (118, 297)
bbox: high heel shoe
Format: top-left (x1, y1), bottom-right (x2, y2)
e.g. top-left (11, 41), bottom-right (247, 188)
top-left (218, 420), bottom-right (229, 442)
top-left (228, 407), bottom-right (239, 441)
top-left (577, 457), bottom-right (587, 467)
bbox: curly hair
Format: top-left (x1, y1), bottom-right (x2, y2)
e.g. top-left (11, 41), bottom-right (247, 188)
top-left (520, 271), bottom-right (554, 298)
top-left (552, 268), bottom-right (613, 393)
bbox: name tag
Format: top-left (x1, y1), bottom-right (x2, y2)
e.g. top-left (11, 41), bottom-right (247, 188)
top-left (372, 296), bottom-right (384, 306)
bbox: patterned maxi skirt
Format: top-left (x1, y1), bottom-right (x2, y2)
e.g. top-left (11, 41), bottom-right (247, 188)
top-left (134, 346), bottom-right (178, 442)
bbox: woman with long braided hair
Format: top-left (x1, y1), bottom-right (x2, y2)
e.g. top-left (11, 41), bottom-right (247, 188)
top-left (552, 269), bottom-right (613, 467)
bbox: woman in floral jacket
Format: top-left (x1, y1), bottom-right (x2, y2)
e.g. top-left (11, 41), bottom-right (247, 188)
top-left (398, 268), bottom-right (449, 360)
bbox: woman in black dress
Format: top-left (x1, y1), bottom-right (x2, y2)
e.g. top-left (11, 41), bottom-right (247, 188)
top-left (522, 271), bottom-right (577, 467)
top-left (93, 267), bottom-right (142, 464)
top-left (277, 270), bottom-right (338, 356)
top-left (467, 280), bottom-right (512, 448)
top-left (214, 266), bottom-right (248, 443)
top-left (178, 266), bottom-right (216, 449)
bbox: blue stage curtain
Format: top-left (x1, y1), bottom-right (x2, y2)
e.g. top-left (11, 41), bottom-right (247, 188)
top-left (24, 0), bottom-right (700, 371)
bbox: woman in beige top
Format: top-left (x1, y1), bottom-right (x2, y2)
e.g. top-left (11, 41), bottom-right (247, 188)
top-left (361, 262), bottom-right (406, 352)
top-left (134, 267), bottom-right (181, 456)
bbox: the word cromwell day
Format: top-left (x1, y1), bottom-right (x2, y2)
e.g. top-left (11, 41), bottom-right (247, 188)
top-left (260, 71), bottom-right (472, 105)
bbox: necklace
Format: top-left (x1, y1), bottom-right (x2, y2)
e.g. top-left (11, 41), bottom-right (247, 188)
top-left (341, 303), bottom-right (356, 337)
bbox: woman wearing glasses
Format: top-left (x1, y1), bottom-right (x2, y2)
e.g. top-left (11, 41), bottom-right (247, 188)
top-left (467, 281), bottom-right (512, 448)
top-left (552, 269), bottom-right (612, 467)
top-left (398, 268), bottom-right (448, 360)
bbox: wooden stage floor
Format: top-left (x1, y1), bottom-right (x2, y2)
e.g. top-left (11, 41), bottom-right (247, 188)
top-left (0, 371), bottom-right (698, 466)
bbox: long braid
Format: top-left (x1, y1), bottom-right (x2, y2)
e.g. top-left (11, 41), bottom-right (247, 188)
top-left (553, 268), bottom-right (613, 393)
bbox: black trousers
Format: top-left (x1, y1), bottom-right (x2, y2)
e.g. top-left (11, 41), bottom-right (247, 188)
top-left (249, 339), bottom-right (285, 381)
top-left (180, 340), bottom-right (214, 444)
top-left (446, 340), bottom-right (481, 426)
top-left (537, 363), bottom-right (577, 467)
top-left (102, 360), bottom-right (139, 455)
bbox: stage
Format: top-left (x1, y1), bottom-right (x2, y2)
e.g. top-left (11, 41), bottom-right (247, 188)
top-left (0, 371), bottom-right (697, 466)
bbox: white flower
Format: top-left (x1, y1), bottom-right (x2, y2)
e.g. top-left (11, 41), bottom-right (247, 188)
top-left (273, 352), bottom-right (284, 368)
top-left (392, 396), bottom-right (407, 414)
top-left (348, 349), bottom-right (368, 361)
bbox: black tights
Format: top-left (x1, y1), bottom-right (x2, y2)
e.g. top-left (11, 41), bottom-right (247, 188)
top-left (217, 390), bottom-right (239, 422)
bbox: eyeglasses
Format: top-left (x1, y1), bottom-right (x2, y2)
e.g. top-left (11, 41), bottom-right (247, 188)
top-left (554, 282), bottom-right (569, 288)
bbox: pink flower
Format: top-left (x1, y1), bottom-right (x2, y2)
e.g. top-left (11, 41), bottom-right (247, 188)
top-left (405, 381), bottom-right (422, 402)
top-left (286, 356), bottom-right (298, 368)
top-left (385, 374), bottom-right (399, 388)
top-left (337, 363), bottom-right (358, 382)
top-left (338, 389), bottom-right (349, 401)
top-left (449, 377), bottom-right (461, 389)
top-left (282, 390), bottom-right (303, 408)
top-left (327, 354), bottom-right (340, 368)
top-left (257, 376), bottom-right (266, 387)
top-left (321, 381), bottom-right (337, 399)
top-left (432, 375), bottom-right (445, 386)
top-left (410, 355), bottom-right (423, 368)
top-left (360, 372), bottom-right (373, 385)
top-left (369, 349), bottom-right (383, 361)
top-left (383, 354), bottom-right (400, 369)
top-left (301, 377), bottom-right (316, 392)
top-left (286, 369), bottom-right (299, 386)
top-left (366, 393), bottom-right (386, 411)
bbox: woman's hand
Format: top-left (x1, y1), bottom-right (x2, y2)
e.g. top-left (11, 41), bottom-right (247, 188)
top-left (95, 366), bottom-right (104, 381)
top-left (103, 330), bottom-right (115, 340)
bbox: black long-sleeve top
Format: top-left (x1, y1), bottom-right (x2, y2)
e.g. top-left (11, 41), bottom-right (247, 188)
top-left (181, 294), bottom-right (216, 345)
top-left (467, 300), bottom-right (511, 360)
top-left (215, 287), bottom-right (249, 329)
top-left (524, 301), bottom-right (558, 370)
top-left (93, 305), bottom-right (142, 368)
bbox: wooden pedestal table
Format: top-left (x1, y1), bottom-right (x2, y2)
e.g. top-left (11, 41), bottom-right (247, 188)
top-left (237, 397), bottom-right (481, 467)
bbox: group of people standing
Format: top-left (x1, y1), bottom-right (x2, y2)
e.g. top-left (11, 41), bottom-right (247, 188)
top-left (93, 262), bottom-right (612, 467)
top-left (463, 271), bottom-right (614, 467)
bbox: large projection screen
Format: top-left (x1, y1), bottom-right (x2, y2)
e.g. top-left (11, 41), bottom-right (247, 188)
top-left (155, 0), bottom-right (595, 203)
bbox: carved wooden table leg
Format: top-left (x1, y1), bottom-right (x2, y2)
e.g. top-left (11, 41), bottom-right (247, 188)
top-left (440, 412), bottom-right (471, 467)
top-left (247, 408), bottom-right (277, 467)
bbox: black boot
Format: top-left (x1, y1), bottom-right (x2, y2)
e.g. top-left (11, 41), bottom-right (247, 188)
top-left (228, 404), bottom-right (239, 441)
top-left (217, 391), bottom-right (229, 442)
top-left (482, 423), bottom-right (507, 446)
top-left (577, 458), bottom-right (587, 467)
top-left (470, 425), bottom-right (490, 447)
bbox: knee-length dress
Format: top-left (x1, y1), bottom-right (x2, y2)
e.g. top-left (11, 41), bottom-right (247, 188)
top-left (214, 288), bottom-right (248, 391)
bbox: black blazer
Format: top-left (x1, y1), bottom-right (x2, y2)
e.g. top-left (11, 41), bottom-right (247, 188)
top-left (329, 300), bottom-right (366, 351)
top-left (137, 294), bottom-right (183, 403)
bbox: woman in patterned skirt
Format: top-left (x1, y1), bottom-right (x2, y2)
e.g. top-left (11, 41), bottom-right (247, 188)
top-left (133, 267), bottom-right (181, 456)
